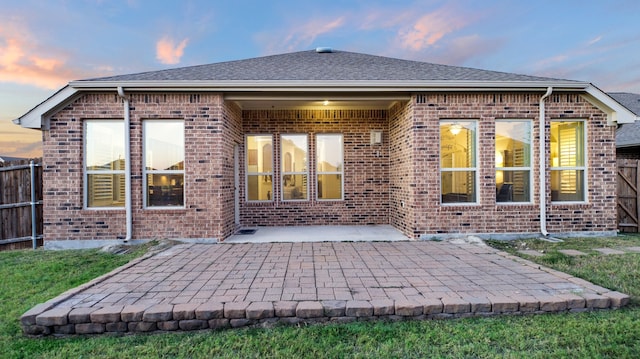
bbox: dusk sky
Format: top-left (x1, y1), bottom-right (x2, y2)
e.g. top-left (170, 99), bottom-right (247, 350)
top-left (2, 0), bottom-right (639, 158)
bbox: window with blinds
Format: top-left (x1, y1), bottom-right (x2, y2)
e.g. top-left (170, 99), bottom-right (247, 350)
top-left (495, 120), bottom-right (532, 203)
top-left (440, 120), bottom-right (478, 204)
top-left (84, 120), bottom-right (126, 208)
top-left (550, 121), bottom-right (586, 202)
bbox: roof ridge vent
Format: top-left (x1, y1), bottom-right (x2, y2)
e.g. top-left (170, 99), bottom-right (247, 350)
top-left (315, 47), bottom-right (333, 53)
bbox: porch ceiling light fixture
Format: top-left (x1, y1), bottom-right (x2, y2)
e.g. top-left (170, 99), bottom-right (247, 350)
top-left (450, 123), bottom-right (462, 135)
top-left (323, 100), bottom-right (330, 106)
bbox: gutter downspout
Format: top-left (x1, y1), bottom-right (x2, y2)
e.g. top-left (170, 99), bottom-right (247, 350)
top-left (117, 87), bottom-right (133, 242)
top-left (539, 87), bottom-right (553, 237)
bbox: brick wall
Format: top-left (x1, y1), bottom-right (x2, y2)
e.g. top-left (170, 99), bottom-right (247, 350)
top-left (389, 101), bottom-right (416, 237)
top-left (43, 92), bottom-right (231, 241)
top-left (42, 91), bottom-right (617, 242)
top-left (240, 109), bottom-right (390, 227)
top-left (410, 92), bottom-right (617, 237)
top-left (219, 101), bottom-right (243, 238)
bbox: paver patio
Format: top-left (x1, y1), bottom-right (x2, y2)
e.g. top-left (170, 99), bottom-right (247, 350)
top-left (21, 241), bottom-right (630, 336)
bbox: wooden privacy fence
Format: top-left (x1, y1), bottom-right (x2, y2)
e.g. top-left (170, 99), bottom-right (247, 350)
top-left (0, 159), bottom-right (43, 250)
top-left (618, 159), bottom-right (640, 233)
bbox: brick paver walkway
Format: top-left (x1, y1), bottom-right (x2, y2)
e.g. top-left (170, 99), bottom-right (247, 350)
top-left (22, 241), bottom-right (630, 336)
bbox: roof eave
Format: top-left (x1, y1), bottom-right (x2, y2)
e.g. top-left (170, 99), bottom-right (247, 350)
top-left (582, 85), bottom-right (640, 125)
top-left (69, 79), bottom-right (588, 91)
top-left (616, 143), bottom-right (640, 148)
top-left (13, 86), bottom-right (80, 129)
top-left (17, 79), bottom-right (599, 130)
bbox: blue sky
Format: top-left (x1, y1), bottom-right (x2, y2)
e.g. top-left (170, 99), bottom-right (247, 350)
top-left (2, 0), bottom-right (639, 158)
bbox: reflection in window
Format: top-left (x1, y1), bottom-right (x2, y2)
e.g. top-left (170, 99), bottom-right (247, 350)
top-left (440, 120), bottom-right (477, 203)
top-left (85, 120), bottom-right (126, 208)
top-left (144, 120), bottom-right (185, 207)
top-left (495, 120), bottom-right (532, 203)
top-left (551, 121), bottom-right (585, 202)
top-left (316, 134), bottom-right (343, 200)
top-left (246, 135), bottom-right (273, 201)
top-left (281, 135), bottom-right (308, 201)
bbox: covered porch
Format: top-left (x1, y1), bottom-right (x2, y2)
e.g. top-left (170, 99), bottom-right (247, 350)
top-left (226, 94), bottom-right (414, 240)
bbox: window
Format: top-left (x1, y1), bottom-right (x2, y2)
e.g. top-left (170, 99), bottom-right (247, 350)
top-left (246, 135), bottom-right (273, 201)
top-left (440, 120), bottom-right (477, 204)
top-left (550, 121), bottom-right (586, 202)
top-left (316, 134), bottom-right (343, 200)
top-left (281, 134), bottom-right (308, 201)
top-left (144, 120), bottom-right (185, 208)
top-left (85, 120), bottom-right (126, 208)
top-left (495, 120), bottom-right (532, 203)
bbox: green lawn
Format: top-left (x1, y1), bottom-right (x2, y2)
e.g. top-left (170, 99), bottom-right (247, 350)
top-left (1, 236), bottom-right (639, 358)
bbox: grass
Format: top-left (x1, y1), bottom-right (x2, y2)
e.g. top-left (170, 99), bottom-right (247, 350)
top-left (487, 233), bottom-right (640, 304)
top-left (0, 236), bottom-right (639, 358)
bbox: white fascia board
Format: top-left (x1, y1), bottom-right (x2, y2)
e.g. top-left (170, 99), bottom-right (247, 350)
top-left (582, 84), bottom-right (639, 125)
top-left (16, 79), bottom-right (592, 130)
top-left (69, 80), bottom-right (588, 92)
top-left (13, 86), bottom-right (79, 129)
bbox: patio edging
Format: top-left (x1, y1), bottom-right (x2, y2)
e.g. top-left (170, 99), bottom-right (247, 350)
top-left (22, 291), bottom-right (630, 336)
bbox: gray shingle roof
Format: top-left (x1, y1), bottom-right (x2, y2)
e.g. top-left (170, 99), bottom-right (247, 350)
top-left (610, 92), bottom-right (640, 148)
top-left (81, 49), bottom-right (571, 83)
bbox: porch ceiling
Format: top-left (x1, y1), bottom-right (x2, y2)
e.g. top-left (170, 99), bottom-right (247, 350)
top-left (225, 93), bottom-right (409, 110)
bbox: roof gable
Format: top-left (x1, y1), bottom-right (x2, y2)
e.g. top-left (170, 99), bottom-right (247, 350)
top-left (81, 49), bottom-right (567, 83)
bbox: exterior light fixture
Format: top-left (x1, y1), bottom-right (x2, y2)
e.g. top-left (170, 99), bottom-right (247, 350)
top-left (370, 130), bottom-right (383, 145)
top-left (450, 123), bottom-right (462, 135)
top-left (323, 100), bottom-right (329, 106)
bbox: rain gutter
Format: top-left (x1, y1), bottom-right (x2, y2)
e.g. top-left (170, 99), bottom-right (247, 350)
top-left (117, 86), bottom-right (133, 242)
top-left (539, 87), bottom-right (553, 237)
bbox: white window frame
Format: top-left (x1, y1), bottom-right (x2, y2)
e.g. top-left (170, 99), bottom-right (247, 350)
top-left (495, 119), bottom-right (534, 204)
top-left (316, 133), bottom-right (344, 201)
top-left (280, 134), bottom-right (309, 202)
top-left (439, 120), bottom-right (479, 205)
top-left (143, 120), bottom-right (185, 209)
top-left (245, 134), bottom-right (274, 202)
top-left (550, 120), bottom-right (588, 204)
top-left (84, 119), bottom-right (126, 209)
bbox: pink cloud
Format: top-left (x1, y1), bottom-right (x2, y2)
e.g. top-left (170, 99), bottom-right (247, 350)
top-left (156, 36), bottom-right (189, 65)
top-left (397, 6), bottom-right (468, 51)
top-left (261, 16), bottom-right (346, 54)
top-left (358, 9), bottom-right (413, 30)
top-left (0, 25), bottom-right (79, 89)
top-left (534, 55), bottom-right (570, 69)
top-left (431, 34), bottom-right (505, 65)
top-left (0, 119), bottom-right (42, 158)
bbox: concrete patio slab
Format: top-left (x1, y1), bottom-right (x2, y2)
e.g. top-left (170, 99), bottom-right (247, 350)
top-left (225, 225), bottom-right (408, 243)
top-left (22, 241), bottom-right (630, 336)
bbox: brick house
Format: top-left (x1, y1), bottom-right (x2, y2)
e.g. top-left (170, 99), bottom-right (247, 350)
top-left (14, 49), bottom-right (638, 247)
top-left (609, 92), bottom-right (640, 159)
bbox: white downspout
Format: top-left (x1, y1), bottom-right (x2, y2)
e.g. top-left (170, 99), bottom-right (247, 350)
top-left (539, 87), bottom-right (553, 237)
top-left (117, 86), bottom-right (133, 242)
